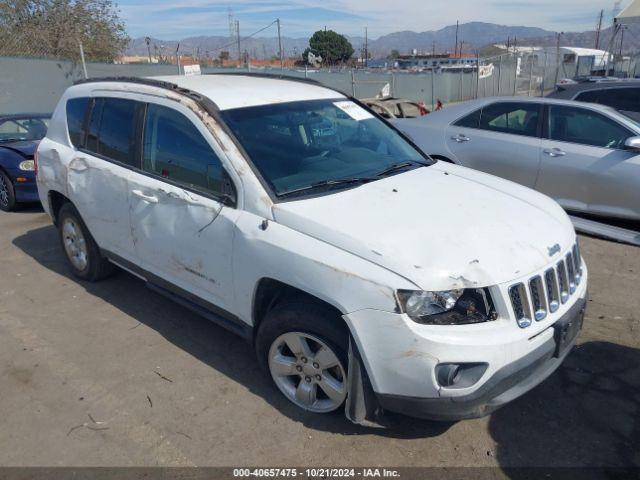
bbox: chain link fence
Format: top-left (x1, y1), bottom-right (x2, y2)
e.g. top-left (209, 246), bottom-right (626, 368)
top-left (1, 40), bottom-right (638, 114)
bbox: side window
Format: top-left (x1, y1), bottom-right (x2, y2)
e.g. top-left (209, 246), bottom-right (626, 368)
top-left (549, 105), bottom-right (632, 149)
top-left (575, 90), bottom-right (601, 104)
top-left (582, 88), bottom-right (640, 113)
top-left (85, 98), bottom-right (137, 166)
top-left (478, 102), bottom-right (540, 137)
top-left (142, 104), bottom-right (224, 195)
top-left (66, 97), bottom-right (89, 147)
top-left (454, 108), bottom-right (481, 128)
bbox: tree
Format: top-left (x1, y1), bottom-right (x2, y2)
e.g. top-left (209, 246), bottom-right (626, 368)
top-left (304, 29), bottom-right (354, 66)
top-left (0, 0), bottom-right (129, 61)
top-left (387, 49), bottom-right (400, 59)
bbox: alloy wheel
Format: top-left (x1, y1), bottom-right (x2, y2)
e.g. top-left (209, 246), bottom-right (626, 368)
top-left (0, 175), bottom-right (9, 208)
top-left (62, 218), bottom-right (89, 271)
top-left (268, 331), bottom-right (347, 413)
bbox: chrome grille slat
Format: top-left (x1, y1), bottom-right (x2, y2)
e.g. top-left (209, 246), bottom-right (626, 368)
top-left (566, 253), bottom-right (576, 294)
top-left (528, 275), bottom-right (547, 321)
top-left (557, 260), bottom-right (569, 304)
top-left (544, 268), bottom-right (560, 313)
top-left (509, 283), bottom-right (532, 328)
top-left (509, 243), bottom-right (582, 327)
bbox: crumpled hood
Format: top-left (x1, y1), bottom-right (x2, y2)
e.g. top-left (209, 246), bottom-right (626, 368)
top-left (272, 163), bottom-right (576, 291)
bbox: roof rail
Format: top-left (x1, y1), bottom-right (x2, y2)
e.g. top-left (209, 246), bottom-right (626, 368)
top-left (72, 76), bottom-right (217, 109)
top-left (203, 71), bottom-right (325, 87)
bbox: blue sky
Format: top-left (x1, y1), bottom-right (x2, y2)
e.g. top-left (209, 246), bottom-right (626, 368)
top-left (116, 0), bottom-right (632, 39)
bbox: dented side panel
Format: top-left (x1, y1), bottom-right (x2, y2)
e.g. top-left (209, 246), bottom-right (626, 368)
top-left (67, 157), bottom-right (136, 259)
top-left (230, 212), bottom-right (417, 325)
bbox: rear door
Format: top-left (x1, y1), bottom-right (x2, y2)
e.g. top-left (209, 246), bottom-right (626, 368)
top-left (127, 99), bottom-right (240, 312)
top-left (537, 104), bottom-right (640, 220)
top-left (66, 96), bottom-right (140, 260)
top-left (445, 101), bottom-right (543, 188)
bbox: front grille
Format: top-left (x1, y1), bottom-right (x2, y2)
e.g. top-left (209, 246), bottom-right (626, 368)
top-left (509, 242), bottom-right (582, 328)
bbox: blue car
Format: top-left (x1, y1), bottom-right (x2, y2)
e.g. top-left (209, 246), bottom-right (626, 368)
top-left (0, 113), bottom-right (50, 211)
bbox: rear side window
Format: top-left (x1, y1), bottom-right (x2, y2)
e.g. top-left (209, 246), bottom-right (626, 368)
top-left (478, 102), bottom-right (540, 137)
top-left (549, 105), bottom-right (632, 149)
top-left (142, 104), bottom-right (224, 195)
top-left (577, 88), bottom-right (640, 113)
top-left (66, 98), bottom-right (89, 147)
top-left (454, 108), bottom-right (481, 128)
top-left (574, 90), bottom-right (601, 104)
top-left (85, 98), bottom-right (138, 166)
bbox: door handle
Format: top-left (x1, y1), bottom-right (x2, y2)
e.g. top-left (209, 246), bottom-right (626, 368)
top-left (132, 189), bottom-right (159, 204)
top-left (451, 134), bottom-right (470, 143)
top-left (543, 148), bottom-right (566, 157)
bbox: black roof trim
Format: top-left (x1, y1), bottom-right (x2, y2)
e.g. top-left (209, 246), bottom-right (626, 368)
top-left (73, 72), bottom-right (345, 103)
top-left (73, 76), bottom-right (219, 110)
top-left (203, 71), bottom-right (325, 87)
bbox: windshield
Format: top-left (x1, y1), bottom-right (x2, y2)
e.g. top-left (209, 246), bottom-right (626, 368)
top-left (221, 99), bottom-right (431, 198)
top-left (0, 117), bottom-right (50, 143)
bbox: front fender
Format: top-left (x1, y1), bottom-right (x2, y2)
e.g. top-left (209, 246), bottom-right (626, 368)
top-left (231, 211), bottom-right (418, 325)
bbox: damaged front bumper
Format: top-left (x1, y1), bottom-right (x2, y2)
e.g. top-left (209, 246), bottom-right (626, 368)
top-left (375, 296), bottom-right (586, 420)
top-left (343, 270), bottom-right (588, 423)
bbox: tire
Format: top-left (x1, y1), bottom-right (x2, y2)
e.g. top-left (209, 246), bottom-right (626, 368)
top-left (57, 202), bottom-right (114, 281)
top-left (256, 301), bottom-right (349, 414)
top-left (0, 170), bottom-right (16, 212)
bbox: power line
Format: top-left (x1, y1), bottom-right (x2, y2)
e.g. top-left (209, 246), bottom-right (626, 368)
top-left (196, 19), bottom-right (279, 56)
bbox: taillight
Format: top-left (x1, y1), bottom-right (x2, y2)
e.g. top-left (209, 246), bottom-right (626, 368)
top-left (34, 149), bottom-right (39, 176)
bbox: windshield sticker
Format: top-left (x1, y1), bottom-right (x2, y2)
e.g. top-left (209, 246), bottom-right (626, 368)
top-left (333, 101), bottom-right (374, 121)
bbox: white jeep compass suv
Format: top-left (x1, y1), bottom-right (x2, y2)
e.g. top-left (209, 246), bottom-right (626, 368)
top-left (36, 74), bottom-right (588, 423)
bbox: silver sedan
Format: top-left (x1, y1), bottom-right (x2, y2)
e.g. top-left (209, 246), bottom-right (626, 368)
top-left (393, 96), bottom-right (640, 222)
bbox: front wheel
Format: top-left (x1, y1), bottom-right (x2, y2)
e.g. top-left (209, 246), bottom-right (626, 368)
top-left (0, 171), bottom-right (16, 212)
top-left (257, 302), bottom-right (348, 413)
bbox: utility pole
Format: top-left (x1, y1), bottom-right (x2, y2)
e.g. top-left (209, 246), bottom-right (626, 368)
top-left (176, 43), bottom-right (181, 75)
top-left (236, 20), bottom-right (241, 64)
top-left (277, 18), bottom-right (284, 69)
top-left (595, 9), bottom-right (604, 49)
top-left (454, 20), bottom-right (459, 57)
top-left (145, 37), bottom-right (152, 63)
top-left (364, 26), bottom-right (368, 68)
top-left (554, 32), bottom-right (562, 85)
top-left (78, 41), bottom-right (88, 79)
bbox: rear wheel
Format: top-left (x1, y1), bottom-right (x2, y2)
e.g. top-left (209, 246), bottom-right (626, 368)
top-left (257, 302), bottom-right (348, 413)
top-left (58, 203), bottom-right (114, 281)
top-left (0, 171), bottom-right (16, 212)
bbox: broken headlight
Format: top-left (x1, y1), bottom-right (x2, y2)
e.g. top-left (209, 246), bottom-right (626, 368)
top-left (397, 288), bottom-right (497, 325)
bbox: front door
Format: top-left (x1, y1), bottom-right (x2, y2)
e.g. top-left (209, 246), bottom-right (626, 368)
top-left (537, 104), bottom-right (640, 220)
top-left (128, 100), bottom-right (239, 312)
top-left (446, 101), bottom-right (543, 188)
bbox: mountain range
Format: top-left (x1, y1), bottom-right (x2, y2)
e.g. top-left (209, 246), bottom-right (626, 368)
top-left (127, 21), bottom-right (640, 60)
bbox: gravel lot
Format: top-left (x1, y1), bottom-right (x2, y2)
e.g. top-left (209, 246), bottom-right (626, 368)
top-left (0, 207), bottom-right (638, 469)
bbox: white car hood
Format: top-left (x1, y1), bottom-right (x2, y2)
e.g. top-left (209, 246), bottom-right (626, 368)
top-left (272, 162), bottom-right (576, 291)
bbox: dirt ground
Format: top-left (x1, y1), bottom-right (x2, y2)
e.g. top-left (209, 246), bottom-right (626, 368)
top-left (0, 206), bottom-right (638, 469)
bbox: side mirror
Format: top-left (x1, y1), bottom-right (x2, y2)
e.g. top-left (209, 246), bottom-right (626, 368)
top-left (624, 136), bottom-right (640, 152)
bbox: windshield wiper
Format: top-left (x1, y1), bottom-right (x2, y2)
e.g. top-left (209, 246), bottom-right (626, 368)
top-left (375, 160), bottom-right (426, 178)
top-left (278, 177), bottom-right (375, 198)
